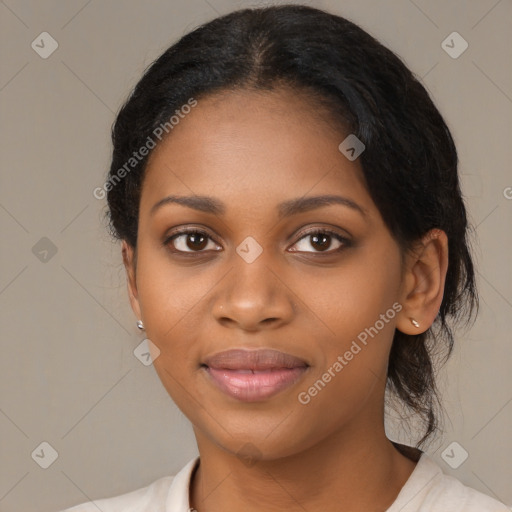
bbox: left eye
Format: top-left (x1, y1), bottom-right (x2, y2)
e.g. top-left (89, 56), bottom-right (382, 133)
top-left (290, 230), bottom-right (349, 253)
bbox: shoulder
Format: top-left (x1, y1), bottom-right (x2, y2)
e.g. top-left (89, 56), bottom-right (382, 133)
top-left (391, 451), bottom-right (510, 512)
top-left (423, 469), bottom-right (509, 511)
top-left (427, 474), bottom-right (511, 512)
top-left (58, 474), bottom-right (175, 512)
top-left (58, 456), bottom-right (199, 512)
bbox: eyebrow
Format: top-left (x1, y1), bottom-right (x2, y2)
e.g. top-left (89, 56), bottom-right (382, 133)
top-left (150, 194), bottom-right (368, 219)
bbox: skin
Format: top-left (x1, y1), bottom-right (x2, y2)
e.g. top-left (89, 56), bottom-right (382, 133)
top-left (122, 87), bottom-right (449, 512)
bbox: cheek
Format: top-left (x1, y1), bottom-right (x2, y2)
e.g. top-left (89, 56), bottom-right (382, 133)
top-left (136, 244), bottom-right (205, 330)
top-left (295, 246), bottom-right (402, 342)
top-left (134, 249), bottom-right (205, 375)
top-left (294, 245), bottom-right (401, 401)
top-left (295, 296), bottom-right (397, 439)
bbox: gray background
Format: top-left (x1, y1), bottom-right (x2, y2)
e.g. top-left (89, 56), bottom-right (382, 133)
top-left (0, 1), bottom-right (511, 510)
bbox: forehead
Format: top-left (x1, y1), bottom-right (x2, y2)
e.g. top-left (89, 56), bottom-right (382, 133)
top-left (141, 88), bottom-right (373, 218)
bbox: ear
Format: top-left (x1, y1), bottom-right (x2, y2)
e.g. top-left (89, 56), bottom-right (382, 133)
top-left (121, 240), bottom-right (142, 322)
top-left (396, 229), bottom-right (449, 334)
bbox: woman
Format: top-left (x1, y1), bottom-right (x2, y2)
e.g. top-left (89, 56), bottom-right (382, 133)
top-left (61, 5), bottom-right (509, 511)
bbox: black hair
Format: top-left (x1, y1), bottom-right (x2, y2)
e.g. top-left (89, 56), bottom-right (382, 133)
top-left (106, 4), bottom-right (478, 448)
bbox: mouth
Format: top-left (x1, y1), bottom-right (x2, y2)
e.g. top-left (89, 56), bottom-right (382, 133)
top-left (201, 348), bottom-right (309, 402)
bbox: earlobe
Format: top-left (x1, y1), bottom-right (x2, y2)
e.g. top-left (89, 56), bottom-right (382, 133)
top-left (396, 229), bottom-right (449, 334)
top-left (121, 240), bottom-right (142, 321)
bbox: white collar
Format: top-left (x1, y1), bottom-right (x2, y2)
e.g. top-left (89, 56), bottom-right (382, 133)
top-left (165, 456), bottom-right (200, 511)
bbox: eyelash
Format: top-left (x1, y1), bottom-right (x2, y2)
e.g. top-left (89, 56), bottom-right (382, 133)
top-left (163, 227), bottom-right (351, 256)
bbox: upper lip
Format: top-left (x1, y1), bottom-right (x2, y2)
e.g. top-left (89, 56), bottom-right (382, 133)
top-left (203, 349), bottom-right (309, 371)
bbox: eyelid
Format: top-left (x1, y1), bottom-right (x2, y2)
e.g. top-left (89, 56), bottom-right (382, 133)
top-left (293, 225), bottom-right (351, 242)
top-left (165, 225), bottom-right (217, 240)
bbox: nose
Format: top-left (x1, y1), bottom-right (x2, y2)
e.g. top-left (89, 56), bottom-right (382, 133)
top-left (212, 256), bottom-right (295, 331)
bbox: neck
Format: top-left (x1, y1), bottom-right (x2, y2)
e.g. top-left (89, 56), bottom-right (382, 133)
top-left (190, 425), bottom-right (419, 512)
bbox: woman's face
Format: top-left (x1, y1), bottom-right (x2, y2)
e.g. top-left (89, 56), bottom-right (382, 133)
top-left (125, 87), bottom-right (408, 460)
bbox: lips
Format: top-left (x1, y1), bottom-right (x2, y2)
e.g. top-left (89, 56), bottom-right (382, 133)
top-left (202, 349), bottom-right (309, 402)
top-left (204, 348), bottom-right (308, 371)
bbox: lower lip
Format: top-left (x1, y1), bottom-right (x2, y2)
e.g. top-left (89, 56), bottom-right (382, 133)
top-left (203, 366), bottom-right (308, 402)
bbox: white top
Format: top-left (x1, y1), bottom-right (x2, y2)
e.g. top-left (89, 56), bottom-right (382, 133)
top-left (60, 452), bottom-right (509, 512)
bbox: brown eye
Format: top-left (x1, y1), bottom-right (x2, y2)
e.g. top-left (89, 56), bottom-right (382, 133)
top-left (290, 229), bottom-right (349, 253)
top-left (166, 229), bottom-right (220, 253)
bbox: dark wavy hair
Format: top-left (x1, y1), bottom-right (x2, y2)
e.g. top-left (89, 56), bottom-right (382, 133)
top-left (105, 4), bottom-right (478, 448)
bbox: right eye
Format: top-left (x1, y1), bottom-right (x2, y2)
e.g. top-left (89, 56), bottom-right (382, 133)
top-left (164, 228), bottom-right (222, 254)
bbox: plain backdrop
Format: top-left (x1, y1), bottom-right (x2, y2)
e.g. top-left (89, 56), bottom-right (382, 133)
top-left (0, 1), bottom-right (511, 511)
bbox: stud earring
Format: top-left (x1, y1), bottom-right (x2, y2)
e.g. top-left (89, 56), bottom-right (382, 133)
top-left (136, 320), bottom-right (145, 330)
top-left (410, 318), bottom-right (420, 328)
